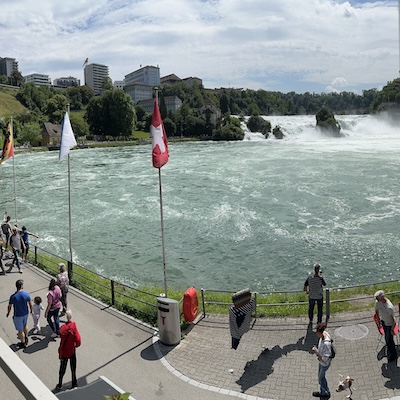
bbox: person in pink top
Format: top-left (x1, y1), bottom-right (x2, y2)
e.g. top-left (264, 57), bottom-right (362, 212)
top-left (45, 278), bottom-right (62, 338)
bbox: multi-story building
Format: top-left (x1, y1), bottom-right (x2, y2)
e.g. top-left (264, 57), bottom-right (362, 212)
top-left (0, 57), bottom-right (18, 77)
top-left (84, 63), bottom-right (109, 95)
top-left (114, 80), bottom-right (125, 89)
top-left (53, 76), bottom-right (80, 88)
top-left (124, 65), bottom-right (160, 86)
top-left (137, 95), bottom-right (182, 114)
top-left (124, 83), bottom-right (153, 104)
top-left (24, 73), bottom-right (51, 87)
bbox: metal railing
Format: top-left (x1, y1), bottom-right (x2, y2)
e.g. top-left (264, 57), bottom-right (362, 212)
top-left (200, 281), bottom-right (400, 319)
top-left (31, 245), bottom-right (159, 324)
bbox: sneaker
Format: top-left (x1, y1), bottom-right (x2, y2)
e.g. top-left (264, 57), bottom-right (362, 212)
top-left (71, 383), bottom-right (78, 389)
top-left (55, 384), bottom-right (62, 391)
top-left (312, 392), bottom-right (321, 397)
top-left (6, 269), bottom-right (11, 273)
top-left (51, 332), bottom-right (58, 338)
top-left (18, 270), bottom-right (23, 274)
top-left (17, 342), bottom-right (26, 348)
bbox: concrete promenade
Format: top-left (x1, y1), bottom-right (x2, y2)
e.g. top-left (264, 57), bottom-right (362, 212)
top-left (1, 257), bottom-right (400, 400)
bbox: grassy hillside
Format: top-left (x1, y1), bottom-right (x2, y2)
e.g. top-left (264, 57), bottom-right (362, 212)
top-left (0, 86), bottom-right (27, 119)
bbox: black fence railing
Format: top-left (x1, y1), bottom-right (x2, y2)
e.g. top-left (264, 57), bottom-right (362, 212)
top-left (31, 245), bottom-right (159, 325)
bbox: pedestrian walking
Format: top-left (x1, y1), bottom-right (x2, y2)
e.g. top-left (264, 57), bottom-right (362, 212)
top-left (56, 263), bottom-right (69, 316)
top-left (312, 322), bottom-right (332, 399)
top-left (7, 279), bottom-right (33, 348)
top-left (374, 290), bottom-right (398, 363)
top-left (56, 310), bottom-right (81, 391)
top-left (45, 278), bottom-right (62, 338)
top-left (304, 263), bottom-right (326, 323)
top-left (32, 296), bottom-right (44, 334)
top-left (7, 226), bottom-right (25, 273)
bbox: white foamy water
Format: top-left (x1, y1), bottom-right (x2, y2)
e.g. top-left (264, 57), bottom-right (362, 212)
top-left (1, 114), bottom-right (400, 291)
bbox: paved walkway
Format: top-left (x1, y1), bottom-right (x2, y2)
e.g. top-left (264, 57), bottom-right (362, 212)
top-left (0, 256), bottom-right (400, 400)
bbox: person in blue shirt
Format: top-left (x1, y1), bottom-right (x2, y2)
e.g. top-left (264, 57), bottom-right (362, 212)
top-left (20, 226), bottom-right (39, 262)
top-left (7, 279), bottom-right (33, 348)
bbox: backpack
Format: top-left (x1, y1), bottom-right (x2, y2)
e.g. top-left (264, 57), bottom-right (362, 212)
top-left (1, 223), bottom-right (8, 234)
top-left (329, 339), bottom-right (336, 359)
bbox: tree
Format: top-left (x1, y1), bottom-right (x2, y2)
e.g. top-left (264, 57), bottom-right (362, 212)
top-left (17, 121), bottom-right (42, 145)
top-left (44, 94), bottom-right (68, 123)
top-left (219, 94), bottom-right (229, 114)
top-left (70, 113), bottom-right (89, 138)
top-left (163, 117), bottom-right (176, 137)
top-left (85, 90), bottom-right (136, 139)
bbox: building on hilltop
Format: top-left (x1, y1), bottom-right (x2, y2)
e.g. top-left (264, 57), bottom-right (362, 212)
top-left (84, 63), bottom-right (109, 95)
top-left (0, 57), bottom-right (18, 77)
top-left (182, 76), bottom-right (202, 86)
top-left (124, 82), bottom-right (153, 104)
top-left (24, 73), bottom-right (51, 87)
top-left (160, 74), bottom-right (181, 86)
top-left (114, 80), bottom-right (125, 89)
top-left (137, 95), bottom-right (182, 114)
top-left (125, 65), bottom-right (160, 86)
top-left (124, 65), bottom-right (160, 104)
top-left (53, 76), bottom-right (80, 88)
top-left (199, 100), bottom-right (221, 126)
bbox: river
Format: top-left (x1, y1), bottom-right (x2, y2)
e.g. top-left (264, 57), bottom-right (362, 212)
top-left (1, 113), bottom-right (399, 292)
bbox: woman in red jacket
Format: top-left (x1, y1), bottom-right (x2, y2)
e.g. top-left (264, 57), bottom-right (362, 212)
top-left (56, 310), bottom-right (81, 390)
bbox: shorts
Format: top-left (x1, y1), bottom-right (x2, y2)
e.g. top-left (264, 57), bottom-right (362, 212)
top-left (13, 314), bottom-right (28, 332)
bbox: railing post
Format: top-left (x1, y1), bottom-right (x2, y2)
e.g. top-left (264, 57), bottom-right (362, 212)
top-left (67, 260), bottom-right (73, 283)
top-left (201, 288), bottom-right (206, 318)
top-left (325, 288), bottom-right (330, 323)
top-left (254, 291), bottom-right (258, 320)
top-left (34, 245), bottom-right (37, 265)
top-left (111, 280), bottom-right (115, 305)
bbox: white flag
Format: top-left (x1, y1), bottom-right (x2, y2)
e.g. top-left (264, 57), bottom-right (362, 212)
top-left (59, 112), bottom-right (77, 161)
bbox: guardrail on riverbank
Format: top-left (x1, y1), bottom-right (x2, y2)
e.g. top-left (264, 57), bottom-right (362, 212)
top-left (30, 245), bottom-right (159, 325)
top-left (200, 282), bottom-right (400, 320)
top-left (29, 244), bottom-right (400, 324)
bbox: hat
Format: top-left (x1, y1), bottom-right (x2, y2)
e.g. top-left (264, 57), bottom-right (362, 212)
top-left (374, 290), bottom-right (385, 298)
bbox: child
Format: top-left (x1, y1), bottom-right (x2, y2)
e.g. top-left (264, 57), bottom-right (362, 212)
top-left (32, 296), bottom-right (44, 334)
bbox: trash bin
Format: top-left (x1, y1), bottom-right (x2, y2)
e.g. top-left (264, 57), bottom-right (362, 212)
top-left (157, 297), bottom-right (181, 346)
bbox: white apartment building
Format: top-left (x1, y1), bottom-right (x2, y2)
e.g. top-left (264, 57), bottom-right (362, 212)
top-left (84, 63), bottom-right (109, 95)
top-left (113, 80), bottom-right (125, 89)
top-left (24, 73), bottom-right (51, 87)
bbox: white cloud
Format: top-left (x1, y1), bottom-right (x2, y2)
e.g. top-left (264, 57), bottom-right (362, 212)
top-left (0, 0), bottom-right (397, 93)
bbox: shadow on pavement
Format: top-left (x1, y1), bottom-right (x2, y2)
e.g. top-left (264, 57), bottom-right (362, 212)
top-left (236, 323), bottom-right (317, 392)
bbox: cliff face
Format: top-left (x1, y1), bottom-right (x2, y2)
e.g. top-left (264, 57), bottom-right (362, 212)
top-left (315, 107), bottom-right (342, 137)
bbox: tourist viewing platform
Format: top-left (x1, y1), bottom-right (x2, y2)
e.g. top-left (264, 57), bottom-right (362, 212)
top-left (1, 253), bottom-right (400, 399)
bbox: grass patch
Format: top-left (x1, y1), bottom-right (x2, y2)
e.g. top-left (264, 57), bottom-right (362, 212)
top-left (29, 248), bottom-right (400, 329)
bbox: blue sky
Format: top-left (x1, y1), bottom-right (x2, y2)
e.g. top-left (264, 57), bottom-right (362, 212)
top-left (0, 0), bottom-right (398, 94)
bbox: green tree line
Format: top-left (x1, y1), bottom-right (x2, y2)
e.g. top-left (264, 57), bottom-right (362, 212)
top-left (1, 75), bottom-right (399, 146)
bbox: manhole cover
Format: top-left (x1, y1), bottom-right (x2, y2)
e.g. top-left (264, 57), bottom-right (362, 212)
top-left (334, 324), bottom-right (369, 340)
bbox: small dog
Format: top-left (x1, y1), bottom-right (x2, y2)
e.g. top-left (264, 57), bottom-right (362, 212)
top-left (336, 375), bottom-right (354, 399)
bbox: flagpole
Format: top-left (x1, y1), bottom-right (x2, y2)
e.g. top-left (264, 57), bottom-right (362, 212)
top-left (67, 105), bottom-right (73, 263)
top-left (158, 168), bottom-right (168, 297)
top-left (67, 153), bottom-right (73, 262)
top-left (11, 118), bottom-right (17, 223)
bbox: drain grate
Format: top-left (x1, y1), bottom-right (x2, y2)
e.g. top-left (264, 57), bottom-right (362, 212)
top-left (334, 324), bottom-right (369, 340)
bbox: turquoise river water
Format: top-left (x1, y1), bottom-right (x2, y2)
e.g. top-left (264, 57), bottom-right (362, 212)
top-left (1, 114), bottom-right (400, 292)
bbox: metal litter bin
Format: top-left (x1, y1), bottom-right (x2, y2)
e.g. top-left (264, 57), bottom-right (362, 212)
top-left (157, 297), bottom-right (181, 345)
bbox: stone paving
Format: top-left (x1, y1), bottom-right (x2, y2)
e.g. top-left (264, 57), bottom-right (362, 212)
top-left (159, 310), bottom-right (400, 400)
